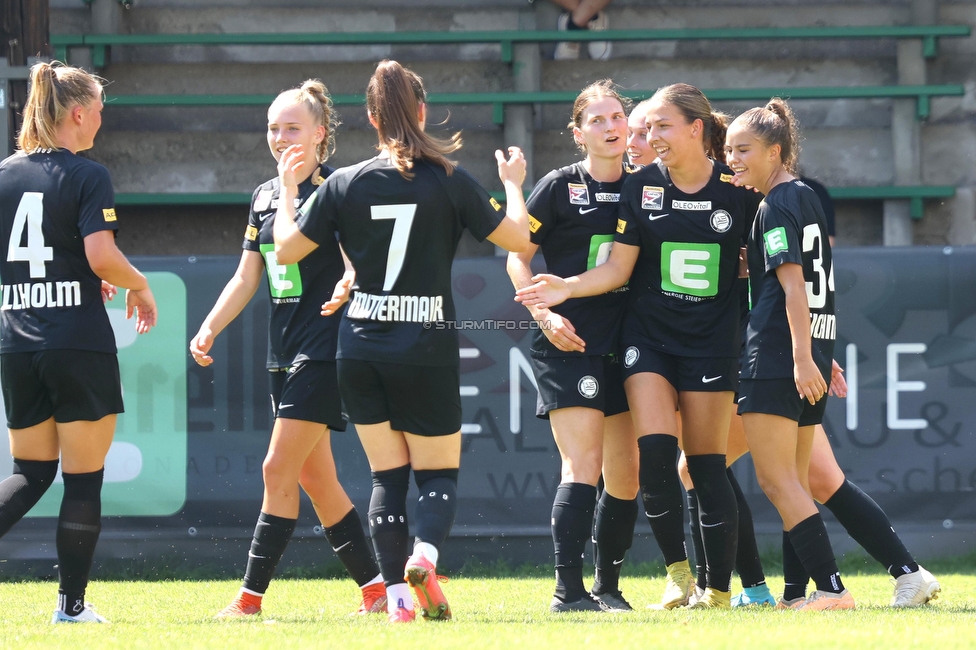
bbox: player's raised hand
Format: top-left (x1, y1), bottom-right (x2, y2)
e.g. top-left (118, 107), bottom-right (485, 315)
top-left (515, 274), bottom-right (572, 309)
top-left (496, 146), bottom-right (527, 187)
top-left (189, 328), bottom-right (215, 367)
top-left (539, 310), bottom-right (586, 353)
top-left (277, 144), bottom-right (306, 191)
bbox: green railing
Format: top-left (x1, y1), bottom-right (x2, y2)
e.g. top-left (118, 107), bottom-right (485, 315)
top-left (51, 24), bottom-right (971, 66)
top-left (116, 185), bottom-right (956, 220)
top-left (102, 85), bottom-right (964, 121)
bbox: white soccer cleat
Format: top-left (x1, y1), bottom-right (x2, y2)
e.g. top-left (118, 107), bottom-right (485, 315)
top-left (891, 566), bottom-right (941, 608)
top-left (52, 605), bottom-right (109, 623)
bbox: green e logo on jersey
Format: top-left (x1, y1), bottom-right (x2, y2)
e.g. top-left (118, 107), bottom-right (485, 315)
top-left (764, 227), bottom-right (789, 256)
top-left (661, 242), bottom-right (721, 297)
top-left (260, 243), bottom-right (303, 298)
top-left (587, 234), bottom-right (614, 270)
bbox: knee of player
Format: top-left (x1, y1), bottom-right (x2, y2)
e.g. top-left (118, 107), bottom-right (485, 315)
top-left (808, 463), bottom-right (845, 503)
top-left (561, 455), bottom-right (603, 486)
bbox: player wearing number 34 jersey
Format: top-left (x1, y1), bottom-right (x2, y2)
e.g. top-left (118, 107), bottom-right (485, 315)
top-left (740, 179), bottom-right (834, 384)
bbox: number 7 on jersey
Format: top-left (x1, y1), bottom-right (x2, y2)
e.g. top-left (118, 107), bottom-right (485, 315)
top-left (371, 204), bottom-right (416, 291)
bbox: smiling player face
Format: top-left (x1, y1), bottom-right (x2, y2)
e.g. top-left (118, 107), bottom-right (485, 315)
top-left (645, 99), bottom-right (705, 170)
top-left (725, 120), bottom-right (780, 192)
top-left (575, 96), bottom-right (628, 162)
top-left (626, 107), bottom-right (653, 166)
top-left (267, 100), bottom-right (325, 169)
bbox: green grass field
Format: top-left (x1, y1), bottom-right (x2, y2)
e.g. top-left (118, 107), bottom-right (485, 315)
top-left (1, 571), bottom-right (973, 649)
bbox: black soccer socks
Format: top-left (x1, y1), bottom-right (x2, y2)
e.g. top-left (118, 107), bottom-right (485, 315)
top-left (551, 482), bottom-right (597, 602)
top-left (413, 468), bottom-right (459, 550)
top-left (368, 464), bottom-right (411, 587)
top-left (0, 458), bottom-right (58, 538)
top-left (57, 468), bottom-right (104, 615)
top-left (729, 468), bottom-right (766, 589)
top-left (592, 491), bottom-right (637, 596)
top-left (788, 514), bottom-right (844, 594)
top-left (685, 454), bottom-right (738, 592)
top-left (242, 511), bottom-right (297, 595)
top-left (324, 507), bottom-right (382, 587)
top-left (823, 479), bottom-right (918, 578)
top-left (638, 435), bottom-right (687, 566)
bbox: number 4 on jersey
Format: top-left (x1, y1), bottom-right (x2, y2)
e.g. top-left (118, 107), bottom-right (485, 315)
top-left (8, 192), bottom-right (53, 279)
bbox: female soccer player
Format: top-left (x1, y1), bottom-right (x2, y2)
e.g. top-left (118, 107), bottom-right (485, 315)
top-left (0, 62), bottom-right (157, 623)
top-left (682, 365), bottom-right (940, 607)
top-left (725, 98), bottom-right (853, 611)
top-left (273, 60), bottom-right (530, 623)
top-left (626, 99), bottom-right (653, 167)
top-left (189, 81), bottom-right (385, 618)
top-left (517, 83), bottom-right (762, 609)
top-left (508, 80), bottom-right (639, 613)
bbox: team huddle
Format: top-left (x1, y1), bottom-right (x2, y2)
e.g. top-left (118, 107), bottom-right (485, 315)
top-left (0, 59), bottom-right (940, 624)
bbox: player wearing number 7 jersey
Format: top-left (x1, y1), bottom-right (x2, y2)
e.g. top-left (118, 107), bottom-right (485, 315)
top-left (274, 60), bottom-right (530, 623)
top-left (0, 62), bottom-right (157, 624)
top-left (726, 98), bottom-right (853, 611)
top-left (518, 83), bottom-right (761, 609)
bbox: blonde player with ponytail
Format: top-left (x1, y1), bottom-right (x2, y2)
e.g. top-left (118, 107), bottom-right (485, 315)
top-left (190, 81), bottom-right (385, 618)
top-left (0, 62), bottom-right (156, 624)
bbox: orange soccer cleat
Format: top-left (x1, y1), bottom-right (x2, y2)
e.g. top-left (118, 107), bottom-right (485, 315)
top-left (405, 554), bottom-right (452, 620)
top-left (355, 582), bottom-right (389, 615)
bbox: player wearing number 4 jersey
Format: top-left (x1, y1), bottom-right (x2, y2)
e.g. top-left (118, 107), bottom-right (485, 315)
top-left (509, 80), bottom-right (639, 614)
top-left (190, 82), bottom-right (385, 620)
top-left (519, 83), bottom-right (761, 610)
top-left (0, 62), bottom-right (157, 624)
top-left (274, 60), bottom-right (530, 623)
top-left (727, 98), bottom-right (853, 611)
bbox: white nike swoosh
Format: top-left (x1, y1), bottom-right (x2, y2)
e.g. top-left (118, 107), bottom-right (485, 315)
top-left (737, 395), bottom-right (747, 402)
top-left (278, 403), bottom-right (294, 409)
top-left (258, 212), bottom-right (272, 221)
top-left (646, 510), bottom-right (669, 518)
top-left (579, 207), bottom-right (598, 214)
top-left (332, 541), bottom-right (352, 553)
top-left (648, 213), bottom-right (669, 220)
top-left (701, 375), bottom-right (722, 383)
top-left (701, 521), bottom-right (724, 528)
top-left (612, 559), bottom-right (624, 565)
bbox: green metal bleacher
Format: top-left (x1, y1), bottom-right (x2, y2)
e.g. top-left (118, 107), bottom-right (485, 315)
top-left (50, 24), bottom-right (971, 67)
top-left (53, 25), bottom-right (968, 215)
top-left (102, 85), bottom-right (964, 121)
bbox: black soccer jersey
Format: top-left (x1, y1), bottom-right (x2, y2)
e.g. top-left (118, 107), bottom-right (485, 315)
top-left (615, 160), bottom-right (762, 358)
top-left (243, 164), bottom-right (345, 369)
top-left (741, 179), bottom-right (835, 380)
top-left (526, 162), bottom-right (631, 358)
top-left (296, 156), bottom-right (505, 366)
top-left (0, 150), bottom-right (118, 354)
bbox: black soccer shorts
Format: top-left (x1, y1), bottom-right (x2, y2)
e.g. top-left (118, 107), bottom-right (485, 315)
top-left (620, 342), bottom-right (738, 393)
top-left (269, 360), bottom-right (346, 431)
top-left (2, 350), bottom-right (124, 429)
top-left (337, 359), bottom-right (461, 437)
top-left (530, 354), bottom-right (628, 419)
top-left (737, 377), bottom-right (828, 426)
